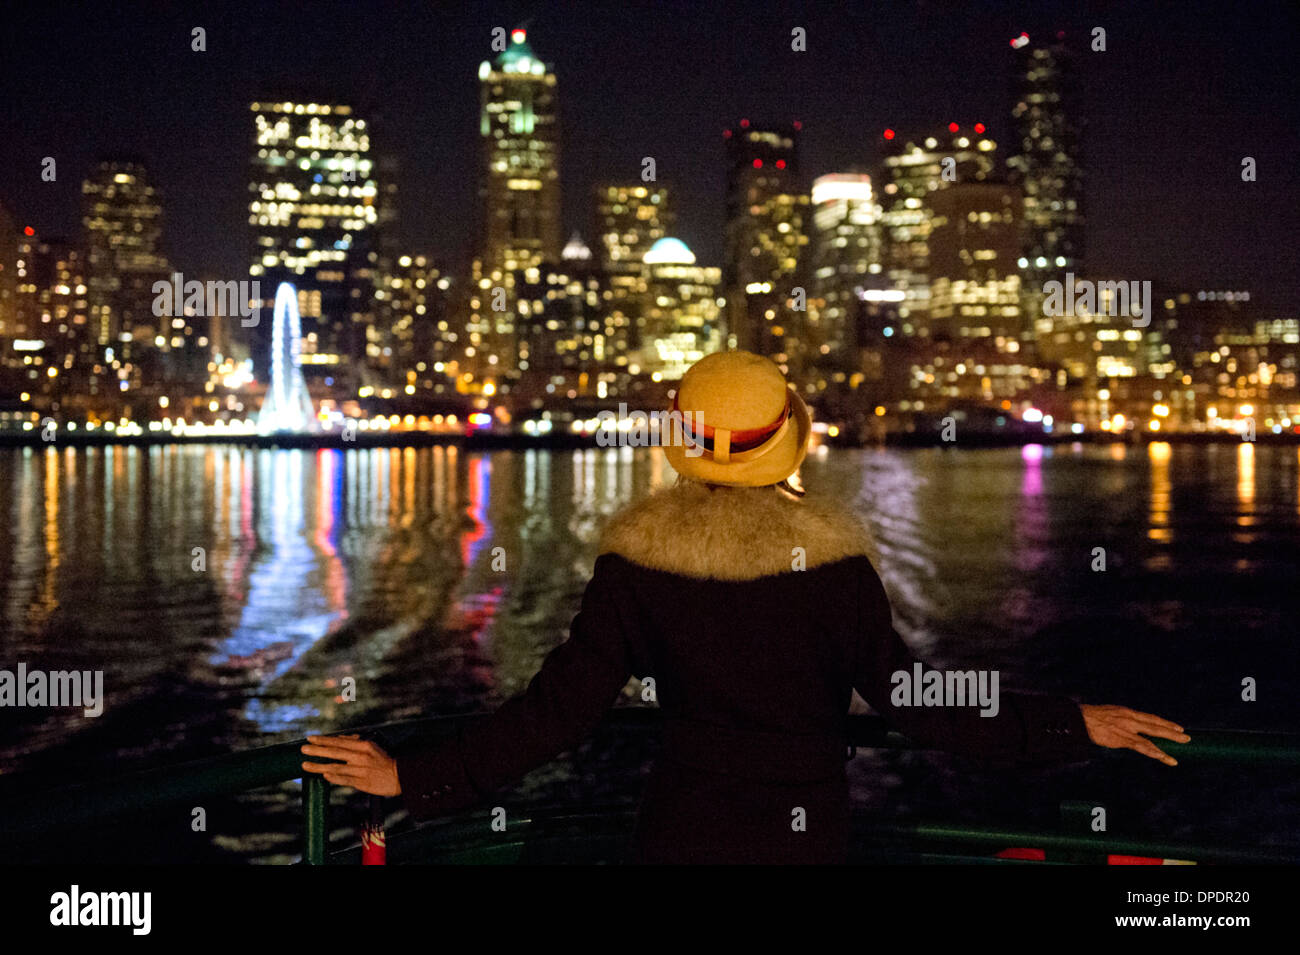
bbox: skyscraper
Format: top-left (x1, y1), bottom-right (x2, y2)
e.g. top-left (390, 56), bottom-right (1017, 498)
top-left (513, 252), bottom-right (629, 396)
top-left (593, 183), bottom-right (673, 359)
top-left (248, 100), bottom-right (377, 380)
top-left (896, 183), bottom-right (1033, 410)
top-left (0, 203), bottom-right (16, 342)
top-left (641, 237), bottom-right (722, 380)
top-left (927, 183), bottom-right (1023, 344)
top-left (12, 232), bottom-right (94, 406)
top-left (723, 120), bottom-right (808, 374)
top-left (468, 28), bottom-right (562, 390)
top-left (478, 29), bottom-right (562, 273)
top-left (82, 160), bottom-right (170, 371)
top-left (372, 254), bottom-right (454, 392)
top-left (1008, 31), bottom-right (1085, 324)
top-left (809, 173), bottom-right (883, 374)
top-left (594, 183), bottom-right (673, 269)
top-left (878, 125), bottom-right (999, 337)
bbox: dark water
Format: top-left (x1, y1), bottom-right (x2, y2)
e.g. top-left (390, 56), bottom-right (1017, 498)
top-left (1, 442), bottom-right (1297, 861)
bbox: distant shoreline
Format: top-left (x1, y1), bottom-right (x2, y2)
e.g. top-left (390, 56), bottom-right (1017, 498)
top-left (1, 431), bottom-right (1295, 451)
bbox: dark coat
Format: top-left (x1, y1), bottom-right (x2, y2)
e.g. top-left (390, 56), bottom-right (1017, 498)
top-left (396, 481), bottom-right (1094, 863)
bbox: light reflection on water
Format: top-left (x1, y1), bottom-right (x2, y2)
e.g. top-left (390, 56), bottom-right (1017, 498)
top-left (0, 443), bottom-right (1297, 859)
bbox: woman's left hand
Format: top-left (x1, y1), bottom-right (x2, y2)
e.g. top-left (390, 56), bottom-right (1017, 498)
top-left (301, 734), bottom-right (401, 796)
top-left (1078, 705), bottom-right (1189, 766)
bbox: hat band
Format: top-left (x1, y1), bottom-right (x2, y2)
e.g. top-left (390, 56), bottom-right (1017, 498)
top-left (670, 390), bottom-right (792, 465)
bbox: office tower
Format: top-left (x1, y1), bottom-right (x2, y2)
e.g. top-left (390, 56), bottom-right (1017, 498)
top-left (1158, 288), bottom-right (1264, 379)
top-left (594, 183), bottom-right (673, 268)
top-left (12, 229), bottom-right (43, 346)
top-left (372, 254), bottom-right (454, 392)
top-left (1146, 290), bottom-right (1297, 433)
top-left (641, 237), bottom-right (723, 380)
top-left (467, 29), bottom-right (561, 389)
top-left (927, 183), bottom-right (1023, 342)
top-left (723, 120), bottom-right (809, 374)
top-left (0, 203), bottom-right (16, 341)
top-left (11, 233), bottom-right (95, 403)
top-left (478, 28), bottom-right (562, 273)
top-left (82, 160), bottom-right (171, 377)
top-left (366, 145), bottom-right (404, 381)
top-left (907, 183), bottom-right (1029, 407)
top-left (878, 124), bottom-right (999, 336)
top-left (463, 253), bottom-right (518, 392)
top-left (809, 173), bottom-right (883, 375)
top-left (248, 100), bottom-right (377, 380)
top-left (513, 253), bottom-right (630, 396)
top-left (592, 183), bottom-right (673, 359)
top-left (1008, 31), bottom-right (1085, 324)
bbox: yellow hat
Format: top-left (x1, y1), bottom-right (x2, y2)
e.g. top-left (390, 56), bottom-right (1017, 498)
top-left (662, 350), bottom-right (811, 487)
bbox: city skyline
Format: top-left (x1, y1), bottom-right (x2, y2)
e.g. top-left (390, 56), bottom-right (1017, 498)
top-left (3, 1), bottom-right (1298, 898)
top-left (2, 0), bottom-right (1297, 309)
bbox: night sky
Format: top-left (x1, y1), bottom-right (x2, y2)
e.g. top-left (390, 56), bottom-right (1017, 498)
top-left (3, 0), bottom-right (1297, 308)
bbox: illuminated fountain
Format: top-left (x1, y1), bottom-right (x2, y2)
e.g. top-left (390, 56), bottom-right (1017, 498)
top-left (257, 282), bottom-right (318, 434)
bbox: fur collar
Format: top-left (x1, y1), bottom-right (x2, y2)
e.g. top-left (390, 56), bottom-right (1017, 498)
top-left (598, 480), bottom-right (875, 581)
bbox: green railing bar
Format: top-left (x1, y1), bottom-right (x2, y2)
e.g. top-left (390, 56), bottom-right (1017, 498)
top-left (0, 736), bottom-right (314, 837)
top-left (844, 718), bottom-right (1300, 766)
top-left (323, 807), bottom-right (1300, 865)
top-left (870, 821), bottom-right (1300, 865)
top-left (302, 776), bottom-right (329, 865)
top-left (1, 712), bottom-right (1296, 846)
top-left (0, 714), bottom-right (472, 838)
top-left (1160, 729), bottom-right (1300, 765)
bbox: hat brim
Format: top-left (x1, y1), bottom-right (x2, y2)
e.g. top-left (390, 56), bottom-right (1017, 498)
top-left (662, 387), bottom-right (811, 486)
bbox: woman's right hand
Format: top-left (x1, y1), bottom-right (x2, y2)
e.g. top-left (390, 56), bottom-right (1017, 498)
top-left (1079, 704), bottom-right (1190, 765)
top-left (300, 734), bottom-right (402, 796)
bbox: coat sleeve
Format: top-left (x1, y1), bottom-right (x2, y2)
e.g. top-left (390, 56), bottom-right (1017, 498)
top-left (851, 559), bottom-right (1094, 766)
top-left (396, 554), bottom-right (634, 821)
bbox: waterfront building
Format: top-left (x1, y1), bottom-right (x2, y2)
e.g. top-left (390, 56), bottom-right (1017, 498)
top-left (641, 237), bottom-right (723, 380)
top-left (372, 254), bottom-right (455, 394)
top-left (808, 173), bottom-right (883, 378)
top-left (1008, 30), bottom-right (1086, 326)
top-left (723, 120), bottom-right (809, 374)
top-left (513, 247), bottom-right (634, 400)
top-left (82, 159), bottom-right (171, 382)
top-left (468, 29), bottom-right (563, 388)
top-left (11, 233), bottom-right (94, 404)
top-left (878, 124), bottom-right (999, 337)
top-left (478, 28), bottom-right (562, 273)
top-left (1159, 291), bottom-right (1299, 432)
top-left (594, 183), bottom-right (672, 270)
top-left (248, 100), bottom-right (378, 380)
top-left (927, 182), bottom-right (1024, 344)
top-left (0, 203), bottom-right (17, 341)
top-left (593, 183), bottom-right (672, 356)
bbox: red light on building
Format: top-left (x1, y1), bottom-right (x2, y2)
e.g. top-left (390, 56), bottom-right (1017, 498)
top-left (948, 122), bottom-right (959, 132)
top-left (974, 123), bottom-right (986, 134)
top-left (752, 158), bottom-right (763, 169)
top-left (776, 159), bottom-right (786, 169)
top-left (883, 129), bottom-right (895, 140)
top-left (511, 29), bottom-right (526, 43)
top-left (740, 118), bottom-right (750, 128)
top-left (723, 129), bottom-right (732, 138)
top-left (24, 226), bottom-right (35, 236)
top-left (793, 120), bottom-right (802, 130)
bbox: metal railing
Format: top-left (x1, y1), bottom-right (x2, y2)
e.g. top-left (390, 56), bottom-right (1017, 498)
top-left (2, 710), bottom-right (1297, 864)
